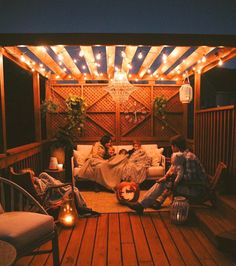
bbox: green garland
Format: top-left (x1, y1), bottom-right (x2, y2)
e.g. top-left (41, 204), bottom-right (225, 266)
top-left (153, 95), bottom-right (168, 129)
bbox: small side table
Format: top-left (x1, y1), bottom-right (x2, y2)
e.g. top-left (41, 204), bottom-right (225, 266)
top-left (0, 240), bottom-right (17, 266)
top-left (44, 169), bottom-right (66, 182)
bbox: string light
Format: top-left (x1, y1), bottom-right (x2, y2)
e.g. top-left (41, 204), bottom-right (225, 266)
top-left (79, 50), bottom-right (84, 57)
top-left (218, 58), bottom-right (223, 66)
top-left (138, 52), bottom-right (143, 59)
top-left (73, 59), bottom-right (77, 63)
top-left (96, 52), bottom-right (101, 60)
top-left (162, 53), bottom-right (167, 63)
top-left (127, 63), bottom-right (132, 69)
top-left (201, 55), bottom-right (206, 63)
top-left (58, 54), bottom-right (63, 61)
top-left (121, 51), bottom-right (126, 58)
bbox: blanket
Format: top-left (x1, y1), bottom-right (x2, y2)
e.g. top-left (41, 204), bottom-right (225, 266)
top-left (77, 150), bottom-right (151, 191)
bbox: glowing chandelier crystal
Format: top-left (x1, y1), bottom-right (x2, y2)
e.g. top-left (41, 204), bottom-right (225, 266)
top-left (105, 71), bottom-right (137, 103)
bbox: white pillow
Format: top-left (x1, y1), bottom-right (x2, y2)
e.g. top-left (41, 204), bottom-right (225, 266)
top-left (146, 147), bottom-right (164, 166)
top-left (77, 145), bottom-right (92, 159)
top-left (73, 150), bottom-right (86, 167)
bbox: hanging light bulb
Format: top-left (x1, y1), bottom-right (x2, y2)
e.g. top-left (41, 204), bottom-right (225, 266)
top-left (121, 51), bottom-right (126, 58)
top-left (201, 55), bottom-right (206, 63)
top-left (218, 58), bottom-right (223, 66)
top-left (162, 53), bottom-right (167, 63)
top-left (179, 73), bottom-right (193, 104)
top-left (96, 52), bottom-right (101, 60)
top-left (79, 50), bottom-right (84, 57)
top-left (138, 52), bottom-right (143, 59)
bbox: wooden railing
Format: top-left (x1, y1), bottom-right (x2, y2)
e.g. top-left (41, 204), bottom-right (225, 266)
top-left (0, 142), bottom-right (51, 177)
top-left (194, 105), bottom-right (236, 191)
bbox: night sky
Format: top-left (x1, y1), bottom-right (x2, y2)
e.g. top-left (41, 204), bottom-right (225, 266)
top-left (0, 0), bottom-right (236, 34)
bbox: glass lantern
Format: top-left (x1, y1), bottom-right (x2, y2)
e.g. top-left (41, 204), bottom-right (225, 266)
top-left (170, 196), bottom-right (190, 224)
top-left (58, 198), bottom-right (77, 227)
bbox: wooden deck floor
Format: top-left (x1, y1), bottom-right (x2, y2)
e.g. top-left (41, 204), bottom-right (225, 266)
top-left (16, 212), bottom-right (236, 266)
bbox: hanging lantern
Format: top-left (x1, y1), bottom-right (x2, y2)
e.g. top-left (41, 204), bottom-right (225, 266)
top-left (58, 198), bottom-right (77, 227)
top-left (179, 78), bottom-right (193, 104)
top-left (170, 196), bottom-right (190, 224)
top-left (116, 181), bottom-right (140, 204)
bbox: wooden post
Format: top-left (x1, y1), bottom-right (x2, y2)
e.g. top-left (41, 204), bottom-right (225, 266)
top-left (193, 72), bottom-right (201, 153)
top-left (33, 72), bottom-right (41, 142)
top-left (0, 48), bottom-right (7, 153)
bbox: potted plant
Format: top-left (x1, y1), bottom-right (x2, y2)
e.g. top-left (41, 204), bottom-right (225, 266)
top-left (153, 95), bottom-right (168, 130)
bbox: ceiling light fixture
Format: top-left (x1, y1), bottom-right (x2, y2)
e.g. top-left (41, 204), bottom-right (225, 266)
top-left (104, 71), bottom-right (137, 103)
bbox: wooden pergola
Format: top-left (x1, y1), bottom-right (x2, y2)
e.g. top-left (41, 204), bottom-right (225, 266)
top-left (0, 33), bottom-right (236, 186)
top-left (0, 32), bottom-right (236, 265)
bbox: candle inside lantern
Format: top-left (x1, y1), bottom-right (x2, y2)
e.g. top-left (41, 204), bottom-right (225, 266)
top-left (62, 214), bottom-right (74, 226)
top-left (58, 199), bottom-right (77, 227)
top-left (58, 163), bottom-right (63, 170)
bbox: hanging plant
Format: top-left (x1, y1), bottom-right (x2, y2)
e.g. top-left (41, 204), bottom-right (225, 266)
top-left (40, 98), bottom-right (58, 115)
top-left (65, 94), bottom-right (87, 133)
top-left (153, 95), bottom-right (168, 130)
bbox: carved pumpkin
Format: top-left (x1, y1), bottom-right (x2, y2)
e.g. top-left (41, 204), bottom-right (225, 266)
top-left (116, 181), bottom-right (140, 204)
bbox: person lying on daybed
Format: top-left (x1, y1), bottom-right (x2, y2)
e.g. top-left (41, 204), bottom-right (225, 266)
top-left (77, 137), bottom-right (151, 191)
top-left (20, 168), bottom-right (100, 218)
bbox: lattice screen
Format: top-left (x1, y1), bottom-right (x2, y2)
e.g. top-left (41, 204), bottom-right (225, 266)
top-left (48, 84), bottom-right (183, 145)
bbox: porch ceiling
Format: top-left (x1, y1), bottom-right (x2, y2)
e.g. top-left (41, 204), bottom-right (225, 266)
top-left (3, 44), bottom-right (236, 84)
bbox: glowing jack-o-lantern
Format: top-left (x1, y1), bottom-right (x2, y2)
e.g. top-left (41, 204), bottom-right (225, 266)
top-left (58, 198), bottom-right (77, 227)
top-left (116, 181), bottom-right (140, 204)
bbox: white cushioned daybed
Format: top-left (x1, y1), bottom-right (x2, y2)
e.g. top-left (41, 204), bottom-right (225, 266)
top-left (73, 144), bottom-right (165, 181)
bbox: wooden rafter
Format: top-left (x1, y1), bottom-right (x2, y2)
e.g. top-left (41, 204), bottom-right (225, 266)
top-left (167, 46), bottom-right (215, 80)
top-left (121, 46), bottom-right (137, 74)
top-left (50, 45), bottom-right (82, 80)
top-left (106, 46), bottom-right (116, 79)
top-left (4, 47), bottom-right (51, 78)
top-left (80, 46), bottom-right (98, 80)
top-left (28, 46), bottom-right (67, 78)
top-left (152, 47), bottom-right (190, 77)
top-left (138, 46), bottom-right (164, 79)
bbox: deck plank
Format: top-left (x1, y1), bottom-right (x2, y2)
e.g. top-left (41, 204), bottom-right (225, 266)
top-left (160, 212), bottom-right (201, 266)
top-left (129, 214), bottom-right (153, 265)
top-left (13, 212), bottom-right (236, 266)
top-left (61, 218), bottom-right (87, 266)
top-left (179, 223), bottom-right (217, 265)
top-left (76, 217), bottom-right (98, 266)
top-left (108, 213), bottom-right (122, 266)
top-left (119, 213), bottom-right (138, 266)
top-left (141, 214), bottom-right (169, 266)
top-left (92, 214), bottom-right (108, 266)
top-left (193, 227), bottom-right (236, 266)
top-left (46, 223), bottom-right (73, 266)
top-left (151, 212), bottom-right (185, 265)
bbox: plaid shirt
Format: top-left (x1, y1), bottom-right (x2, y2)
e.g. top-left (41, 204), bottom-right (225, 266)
top-left (172, 150), bottom-right (208, 186)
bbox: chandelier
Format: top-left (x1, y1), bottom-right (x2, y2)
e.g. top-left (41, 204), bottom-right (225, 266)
top-left (104, 71), bottom-right (137, 103)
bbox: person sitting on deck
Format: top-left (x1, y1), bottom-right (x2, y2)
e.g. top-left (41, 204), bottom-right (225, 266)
top-left (125, 135), bottom-right (209, 214)
top-left (20, 168), bottom-right (100, 218)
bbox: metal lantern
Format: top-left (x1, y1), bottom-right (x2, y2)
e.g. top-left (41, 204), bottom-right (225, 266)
top-left (58, 198), bottom-right (77, 227)
top-left (170, 196), bottom-right (190, 224)
top-left (179, 80), bottom-right (193, 104)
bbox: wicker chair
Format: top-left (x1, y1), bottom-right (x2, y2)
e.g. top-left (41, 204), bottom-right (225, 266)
top-left (0, 177), bottom-right (60, 266)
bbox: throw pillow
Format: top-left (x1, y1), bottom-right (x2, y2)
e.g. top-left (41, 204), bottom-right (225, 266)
top-left (73, 150), bottom-right (86, 167)
top-left (146, 148), bottom-right (164, 166)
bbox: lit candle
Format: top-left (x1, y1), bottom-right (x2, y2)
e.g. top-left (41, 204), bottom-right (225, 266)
top-left (63, 214), bottom-right (74, 226)
top-left (58, 164), bottom-right (63, 170)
